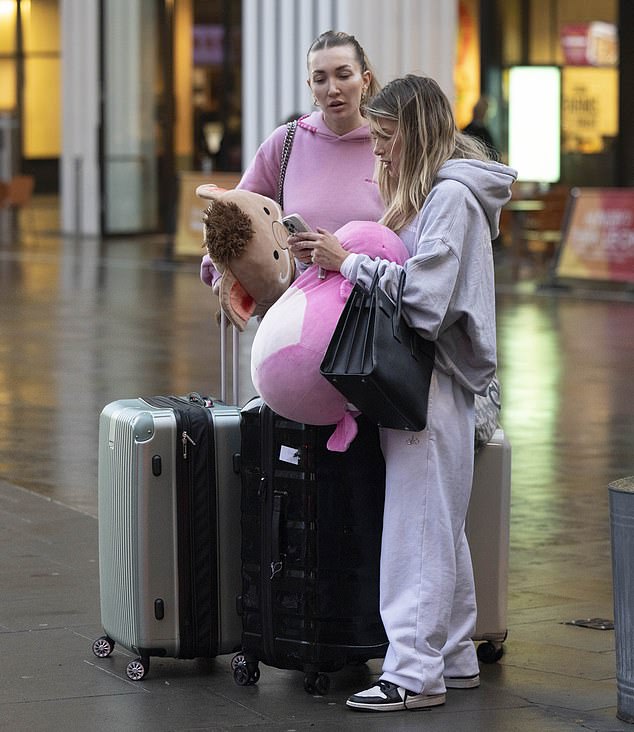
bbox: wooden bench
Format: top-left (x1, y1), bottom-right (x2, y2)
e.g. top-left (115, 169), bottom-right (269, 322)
top-left (501, 185), bottom-right (571, 280)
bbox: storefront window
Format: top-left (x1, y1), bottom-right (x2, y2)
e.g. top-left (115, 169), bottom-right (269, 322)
top-left (102, 0), bottom-right (162, 233)
top-left (0, 0), bottom-right (17, 55)
top-left (0, 0), bottom-right (60, 188)
top-left (22, 0), bottom-right (59, 52)
top-left (0, 0), bottom-right (18, 183)
top-left (191, 0), bottom-right (241, 172)
top-left (0, 59), bottom-right (16, 110)
top-left (454, 0), bottom-right (481, 130)
top-left (23, 0), bottom-right (61, 161)
top-left (497, 0), bottom-right (618, 186)
top-left (561, 65), bottom-right (618, 185)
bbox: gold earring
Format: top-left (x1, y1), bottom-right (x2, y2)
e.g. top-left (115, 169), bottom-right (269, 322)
top-left (313, 96), bottom-right (319, 107)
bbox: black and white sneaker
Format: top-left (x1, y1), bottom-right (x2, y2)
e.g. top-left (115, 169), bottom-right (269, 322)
top-left (444, 674), bottom-right (480, 689)
top-left (346, 680), bottom-right (446, 712)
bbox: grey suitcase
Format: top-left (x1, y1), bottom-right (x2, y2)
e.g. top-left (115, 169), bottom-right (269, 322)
top-left (92, 323), bottom-right (243, 681)
top-left (466, 427), bottom-right (512, 662)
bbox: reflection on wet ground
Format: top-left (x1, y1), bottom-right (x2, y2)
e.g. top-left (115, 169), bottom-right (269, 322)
top-left (1, 233), bottom-right (631, 521)
top-left (1, 223), bottom-right (634, 730)
top-left (0, 234), bottom-right (258, 514)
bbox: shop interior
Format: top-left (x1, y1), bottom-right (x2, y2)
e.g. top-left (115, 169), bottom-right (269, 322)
top-left (0, 0), bottom-right (623, 248)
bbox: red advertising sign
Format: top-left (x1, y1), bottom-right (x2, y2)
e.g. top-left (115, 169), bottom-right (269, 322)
top-left (556, 189), bottom-right (634, 284)
top-left (560, 22), bottom-right (618, 67)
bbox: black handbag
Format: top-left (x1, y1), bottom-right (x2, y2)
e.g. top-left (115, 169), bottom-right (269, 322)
top-left (320, 269), bottom-right (435, 431)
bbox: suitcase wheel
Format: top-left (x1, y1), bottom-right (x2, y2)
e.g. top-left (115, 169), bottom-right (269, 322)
top-left (476, 640), bottom-right (504, 664)
top-left (92, 635), bottom-right (115, 658)
top-left (231, 654), bottom-right (260, 686)
top-left (304, 671), bottom-right (330, 696)
top-left (126, 656), bottom-right (150, 681)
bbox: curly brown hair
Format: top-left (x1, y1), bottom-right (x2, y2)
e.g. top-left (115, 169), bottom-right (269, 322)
top-left (202, 200), bottom-right (255, 264)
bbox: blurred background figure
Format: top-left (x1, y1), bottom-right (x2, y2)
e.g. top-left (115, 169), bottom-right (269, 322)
top-left (462, 96), bottom-right (497, 159)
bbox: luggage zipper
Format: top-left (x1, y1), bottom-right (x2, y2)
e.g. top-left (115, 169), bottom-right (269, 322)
top-left (182, 431), bottom-right (196, 459)
top-left (260, 405), bottom-right (277, 663)
top-left (180, 410), bottom-right (199, 655)
top-left (142, 396), bottom-right (217, 657)
top-left (180, 402), bottom-right (218, 658)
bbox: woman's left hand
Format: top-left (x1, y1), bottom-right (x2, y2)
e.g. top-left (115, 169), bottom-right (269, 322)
top-left (288, 228), bottom-right (349, 273)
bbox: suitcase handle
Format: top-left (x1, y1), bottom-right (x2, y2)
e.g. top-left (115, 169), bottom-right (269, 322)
top-left (219, 310), bottom-right (240, 405)
top-left (270, 491), bottom-right (285, 579)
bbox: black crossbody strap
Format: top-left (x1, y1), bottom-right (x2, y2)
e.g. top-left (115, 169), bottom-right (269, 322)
top-left (277, 119), bottom-right (297, 209)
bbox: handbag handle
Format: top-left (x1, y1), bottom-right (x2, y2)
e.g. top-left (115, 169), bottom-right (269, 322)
top-left (391, 269), bottom-right (407, 343)
top-left (392, 269), bottom-right (423, 359)
top-left (277, 120), bottom-right (297, 209)
top-left (329, 266), bottom-right (408, 371)
top-left (366, 266), bottom-right (405, 309)
top-left (368, 267), bottom-right (381, 292)
top-left (366, 266), bottom-right (407, 343)
top-left (394, 269), bottom-right (406, 325)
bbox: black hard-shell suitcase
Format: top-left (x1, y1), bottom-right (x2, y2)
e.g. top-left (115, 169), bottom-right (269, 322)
top-left (232, 398), bottom-right (388, 694)
top-left (92, 321), bottom-right (243, 681)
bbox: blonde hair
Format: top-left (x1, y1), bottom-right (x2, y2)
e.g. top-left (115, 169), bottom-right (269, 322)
top-left (365, 75), bottom-right (491, 232)
top-left (307, 30), bottom-right (381, 99)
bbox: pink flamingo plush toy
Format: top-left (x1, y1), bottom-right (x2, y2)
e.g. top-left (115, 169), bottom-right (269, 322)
top-left (251, 221), bottom-right (409, 451)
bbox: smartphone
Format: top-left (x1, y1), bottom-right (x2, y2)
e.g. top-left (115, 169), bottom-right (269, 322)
top-left (282, 213), bottom-right (312, 235)
top-left (282, 214), bottom-right (325, 279)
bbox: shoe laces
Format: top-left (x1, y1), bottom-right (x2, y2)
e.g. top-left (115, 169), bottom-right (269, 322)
top-left (378, 680), bottom-right (398, 693)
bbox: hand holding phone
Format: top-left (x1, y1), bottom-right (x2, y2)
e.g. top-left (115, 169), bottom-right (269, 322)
top-left (282, 214), bottom-right (325, 279)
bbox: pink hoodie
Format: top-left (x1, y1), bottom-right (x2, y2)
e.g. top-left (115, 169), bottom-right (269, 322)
top-left (200, 112), bottom-right (383, 289)
top-left (238, 111), bottom-right (384, 231)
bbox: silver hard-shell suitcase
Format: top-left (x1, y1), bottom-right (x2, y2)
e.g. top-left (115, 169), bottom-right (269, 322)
top-left (92, 323), bottom-right (243, 681)
top-left (466, 427), bottom-right (512, 662)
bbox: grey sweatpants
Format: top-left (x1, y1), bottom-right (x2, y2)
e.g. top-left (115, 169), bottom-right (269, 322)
top-left (378, 368), bottom-right (479, 694)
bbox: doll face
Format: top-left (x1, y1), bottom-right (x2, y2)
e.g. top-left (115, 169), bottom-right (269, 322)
top-left (229, 194), bottom-right (295, 306)
top-left (198, 186), bottom-right (296, 320)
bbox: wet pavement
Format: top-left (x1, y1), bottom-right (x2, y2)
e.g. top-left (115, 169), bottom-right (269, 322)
top-left (1, 209), bottom-right (634, 731)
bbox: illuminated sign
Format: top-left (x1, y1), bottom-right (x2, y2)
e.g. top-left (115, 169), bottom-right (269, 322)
top-left (557, 189), bottom-right (634, 283)
top-left (508, 66), bottom-right (560, 183)
top-left (562, 67), bottom-right (618, 155)
top-left (560, 22), bottom-right (618, 67)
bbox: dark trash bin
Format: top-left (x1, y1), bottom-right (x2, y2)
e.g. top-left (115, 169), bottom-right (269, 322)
top-left (609, 476), bottom-right (634, 724)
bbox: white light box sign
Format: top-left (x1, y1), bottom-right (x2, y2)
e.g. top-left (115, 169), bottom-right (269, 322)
top-left (508, 66), bottom-right (561, 183)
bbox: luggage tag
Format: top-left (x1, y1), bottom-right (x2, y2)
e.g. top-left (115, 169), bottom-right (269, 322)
top-left (279, 445), bottom-right (300, 465)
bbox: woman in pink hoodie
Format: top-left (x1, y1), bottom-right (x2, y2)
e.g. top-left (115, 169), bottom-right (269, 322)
top-left (201, 30), bottom-right (383, 285)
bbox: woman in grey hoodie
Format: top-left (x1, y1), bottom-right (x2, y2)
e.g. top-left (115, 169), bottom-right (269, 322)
top-left (291, 74), bottom-right (517, 712)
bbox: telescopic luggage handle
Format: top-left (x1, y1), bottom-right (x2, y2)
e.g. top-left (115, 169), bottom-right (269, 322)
top-left (219, 310), bottom-right (240, 405)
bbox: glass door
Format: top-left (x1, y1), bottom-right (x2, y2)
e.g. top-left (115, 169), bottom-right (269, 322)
top-left (101, 0), bottom-right (173, 234)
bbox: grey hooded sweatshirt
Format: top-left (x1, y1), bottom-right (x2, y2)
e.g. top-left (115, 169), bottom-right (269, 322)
top-left (341, 158), bottom-right (517, 395)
